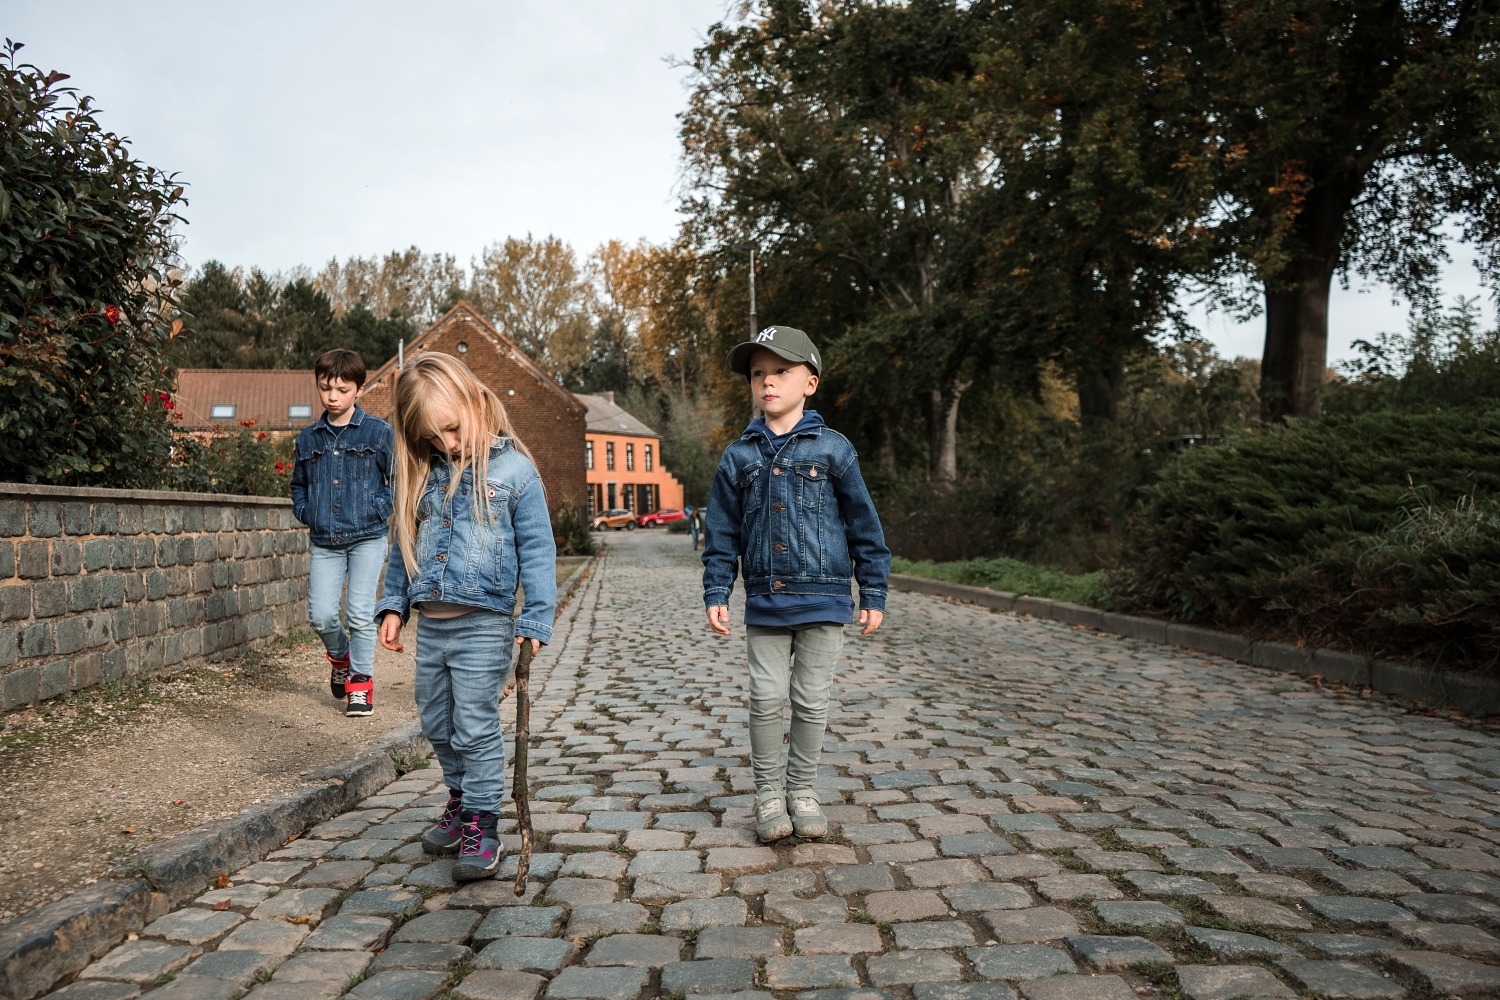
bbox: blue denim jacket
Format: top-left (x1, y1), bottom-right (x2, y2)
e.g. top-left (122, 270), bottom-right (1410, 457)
top-left (375, 439), bottom-right (558, 644)
top-left (290, 406), bottom-right (395, 547)
top-left (702, 416), bottom-right (890, 611)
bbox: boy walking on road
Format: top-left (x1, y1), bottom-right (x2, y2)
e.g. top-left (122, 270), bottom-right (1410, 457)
top-left (291, 349), bottom-right (395, 718)
top-left (702, 326), bottom-right (891, 843)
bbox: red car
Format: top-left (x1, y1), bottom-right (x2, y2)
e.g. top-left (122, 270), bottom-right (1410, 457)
top-left (637, 508), bottom-right (686, 528)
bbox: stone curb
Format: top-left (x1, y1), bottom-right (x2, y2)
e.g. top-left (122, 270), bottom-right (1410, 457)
top-left (889, 572), bottom-right (1500, 717)
top-left (0, 548), bottom-right (602, 1000)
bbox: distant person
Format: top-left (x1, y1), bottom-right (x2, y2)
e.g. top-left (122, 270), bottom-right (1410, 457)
top-left (376, 353), bottom-right (557, 883)
top-left (701, 326), bottom-right (890, 843)
top-left (688, 504), bottom-right (701, 550)
top-left (290, 349), bottom-right (394, 719)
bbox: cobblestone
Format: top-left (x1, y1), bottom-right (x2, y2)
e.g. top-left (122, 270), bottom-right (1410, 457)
top-left (40, 533), bottom-right (1500, 1000)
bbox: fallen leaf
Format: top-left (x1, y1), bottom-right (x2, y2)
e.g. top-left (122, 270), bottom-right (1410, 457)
top-left (172, 799), bottom-right (185, 806)
top-left (121, 827), bottom-right (136, 834)
top-left (289, 915), bottom-right (312, 925)
top-left (282, 832), bottom-right (301, 845)
top-left (212, 900), bottom-right (231, 911)
top-left (215, 874), bottom-right (230, 888)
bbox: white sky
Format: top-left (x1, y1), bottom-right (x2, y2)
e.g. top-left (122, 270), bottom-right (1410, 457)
top-left (10, 1), bottom-right (1494, 366)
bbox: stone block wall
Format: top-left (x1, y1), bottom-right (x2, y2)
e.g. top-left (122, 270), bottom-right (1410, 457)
top-left (0, 484), bottom-right (309, 712)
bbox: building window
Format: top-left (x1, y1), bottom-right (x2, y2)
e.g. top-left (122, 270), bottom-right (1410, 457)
top-left (288, 403), bottom-right (313, 421)
top-left (605, 442), bottom-right (615, 471)
top-left (585, 441), bottom-right (594, 470)
top-left (456, 341), bottom-right (469, 354)
top-left (626, 443), bottom-right (635, 472)
top-left (645, 444), bottom-right (653, 471)
top-left (210, 404), bottom-right (236, 420)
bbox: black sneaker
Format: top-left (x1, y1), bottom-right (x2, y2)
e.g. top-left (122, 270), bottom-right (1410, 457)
top-left (452, 810), bottom-right (502, 881)
top-left (327, 650), bottom-right (351, 699)
top-left (345, 675), bottom-right (373, 717)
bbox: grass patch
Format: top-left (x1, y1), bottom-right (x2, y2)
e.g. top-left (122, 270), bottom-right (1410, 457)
top-left (891, 555), bottom-right (1105, 605)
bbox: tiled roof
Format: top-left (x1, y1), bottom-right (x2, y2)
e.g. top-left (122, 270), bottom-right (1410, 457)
top-left (574, 392), bottom-right (660, 439)
top-left (174, 369), bottom-right (321, 430)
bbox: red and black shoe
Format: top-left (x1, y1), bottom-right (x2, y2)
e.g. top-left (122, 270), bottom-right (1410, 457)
top-left (327, 650), bottom-right (351, 699)
top-left (345, 674), bottom-right (373, 718)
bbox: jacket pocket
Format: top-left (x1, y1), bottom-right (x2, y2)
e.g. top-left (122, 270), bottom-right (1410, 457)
top-left (793, 462), bottom-right (830, 509)
top-left (738, 463), bottom-right (765, 514)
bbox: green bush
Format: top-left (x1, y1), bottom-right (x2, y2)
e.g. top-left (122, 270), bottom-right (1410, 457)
top-left (167, 424), bottom-right (293, 497)
top-left (551, 502), bottom-right (597, 557)
top-left (1114, 406), bottom-right (1500, 669)
top-left (892, 556), bottom-right (1105, 605)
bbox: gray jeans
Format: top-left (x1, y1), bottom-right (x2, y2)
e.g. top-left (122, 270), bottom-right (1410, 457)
top-left (746, 624), bottom-right (844, 791)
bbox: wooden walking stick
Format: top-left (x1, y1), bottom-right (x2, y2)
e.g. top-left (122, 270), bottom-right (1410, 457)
top-left (511, 641), bottom-right (536, 896)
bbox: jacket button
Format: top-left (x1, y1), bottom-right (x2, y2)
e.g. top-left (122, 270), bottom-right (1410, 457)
top-left (773, 468), bottom-right (783, 476)
top-left (334, 450), bottom-right (340, 455)
top-left (772, 580), bottom-right (785, 590)
top-left (431, 589), bottom-right (439, 596)
top-left (332, 479), bottom-right (339, 485)
top-left (437, 554), bottom-right (446, 562)
top-left (775, 543), bottom-right (787, 552)
top-left (443, 520), bottom-right (452, 526)
top-left (773, 505), bottom-right (785, 512)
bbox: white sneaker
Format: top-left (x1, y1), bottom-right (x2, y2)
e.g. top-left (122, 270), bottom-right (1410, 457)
top-left (787, 788), bottom-right (828, 838)
top-left (755, 786), bottom-right (793, 842)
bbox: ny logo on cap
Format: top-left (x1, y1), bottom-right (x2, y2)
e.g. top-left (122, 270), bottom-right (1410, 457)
top-left (756, 328), bottom-right (776, 343)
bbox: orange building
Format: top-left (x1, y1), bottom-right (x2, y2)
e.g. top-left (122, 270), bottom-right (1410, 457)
top-left (576, 392), bottom-right (684, 517)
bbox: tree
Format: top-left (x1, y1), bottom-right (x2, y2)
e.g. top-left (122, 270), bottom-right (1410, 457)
top-left (313, 246), bottom-right (465, 325)
top-left (469, 235), bottom-right (596, 381)
top-left (1179, 1), bottom-right (1500, 421)
top-left (0, 40), bottom-right (185, 486)
top-left (171, 260), bottom-right (259, 368)
top-left (680, 0), bottom-right (995, 481)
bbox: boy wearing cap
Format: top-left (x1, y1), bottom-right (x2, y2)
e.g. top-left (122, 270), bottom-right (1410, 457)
top-left (703, 326), bottom-right (891, 843)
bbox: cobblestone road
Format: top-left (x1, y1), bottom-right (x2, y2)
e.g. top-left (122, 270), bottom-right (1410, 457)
top-left (48, 530), bottom-right (1500, 1000)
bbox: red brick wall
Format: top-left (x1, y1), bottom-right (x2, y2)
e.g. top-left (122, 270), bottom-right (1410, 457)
top-left (361, 307), bottom-right (588, 517)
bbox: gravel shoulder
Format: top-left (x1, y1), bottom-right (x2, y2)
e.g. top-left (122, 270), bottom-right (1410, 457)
top-left (0, 554), bottom-right (589, 925)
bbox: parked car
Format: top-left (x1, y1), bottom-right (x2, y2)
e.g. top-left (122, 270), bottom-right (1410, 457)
top-left (592, 508), bottom-right (637, 531)
top-left (637, 508), bottom-right (686, 528)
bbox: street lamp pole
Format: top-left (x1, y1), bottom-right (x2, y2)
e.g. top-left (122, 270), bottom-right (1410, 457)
top-left (730, 241), bottom-right (758, 337)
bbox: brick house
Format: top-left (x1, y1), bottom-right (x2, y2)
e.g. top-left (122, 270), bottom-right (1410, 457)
top-left (576, 391), bottom-right (684, 517)
top-left (359, 303), bottom-right (588, 515)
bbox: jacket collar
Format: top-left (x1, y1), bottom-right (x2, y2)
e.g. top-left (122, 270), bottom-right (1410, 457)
top-left (742, 410), bottom-right (825, 444)
top-left (317, 404), bottom-right (365, 433)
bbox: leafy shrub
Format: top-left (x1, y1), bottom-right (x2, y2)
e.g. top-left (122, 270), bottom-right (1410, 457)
top-left (0, 41), bottom-right (186, 487)
top-left (892, 556), bottom-right (1105, 605)
top-left (167, 423), bottom-right (293, 497)
top-left (551, 501), bottom-right (597, 557)
top-left (667, 517), bottom-right (690, 534)
top-left (1114, 406), bottom-right (1500, 669)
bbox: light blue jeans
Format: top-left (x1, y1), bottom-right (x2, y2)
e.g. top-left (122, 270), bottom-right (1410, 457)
top-left (746, 624), bottom-right (844, 792)
top-left (415, 610), bottom-right (516, 813)
top-left (307, 534), bottom-right (388, 677)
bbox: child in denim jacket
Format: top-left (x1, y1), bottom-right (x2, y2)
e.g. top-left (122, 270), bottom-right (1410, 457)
top-left (702, 326), bottom-right (891, 843)
top-left (290, 349), bottom-right (394, 718)
top-left (376, 352), bottom-right (556, 882)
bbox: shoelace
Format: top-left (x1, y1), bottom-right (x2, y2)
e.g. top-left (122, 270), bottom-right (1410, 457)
top-left (459, 820), bottom-right (482, 855)
top-left (439, 798), bottom-right (461, 830)
top-left (348, 689), bottom-right (370, 706)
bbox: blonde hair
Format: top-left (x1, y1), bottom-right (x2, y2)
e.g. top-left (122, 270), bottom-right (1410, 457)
top-left (389, 352), bottom-right (537, 575)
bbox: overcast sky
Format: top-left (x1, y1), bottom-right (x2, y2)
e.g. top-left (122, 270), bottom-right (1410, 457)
top-left (10, 1), bottom-right (1493, 364)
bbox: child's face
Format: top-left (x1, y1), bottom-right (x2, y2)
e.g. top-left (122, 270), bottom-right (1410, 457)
top-left (318, 377), bottom-right (359, 419)
top-left (748, 348), bottom-right (818, 423)
top-left (423, 400), bottom-right (465, 460)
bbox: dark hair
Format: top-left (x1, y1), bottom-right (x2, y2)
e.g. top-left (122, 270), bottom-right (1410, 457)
top-left (315, 349), bottom-right (367, 388)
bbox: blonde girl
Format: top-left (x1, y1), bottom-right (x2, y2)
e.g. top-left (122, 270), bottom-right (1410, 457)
top-left (375, 352), bottom-right (556, 882)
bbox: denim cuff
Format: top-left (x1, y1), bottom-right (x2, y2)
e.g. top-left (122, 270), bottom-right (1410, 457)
top-left (516, 616), bottom-right (553, 645)
top-left (703, 587), bottom-right (731, 607)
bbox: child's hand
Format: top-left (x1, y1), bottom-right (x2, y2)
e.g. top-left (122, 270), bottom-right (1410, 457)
top-left (378, 612), bottom-right (404, 652)
top-left (859, 609), bottom-right (884, 636)
top-left (706, 605), bottom-right (731, 635)
top-left (516, 635), bottom-right (542, 657)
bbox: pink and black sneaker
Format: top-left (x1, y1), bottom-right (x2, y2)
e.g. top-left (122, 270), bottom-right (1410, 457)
top-left (327, 650), bottom-right (351, 699)
top-left (452, 810), bottom-right (502, 881)
top-left (422, 790), bottom-right (464, 855)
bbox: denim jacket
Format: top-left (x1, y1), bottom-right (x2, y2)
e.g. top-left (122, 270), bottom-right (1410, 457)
top-left (290, 406), bottom-right (395, 547)
top-left (375, 438), bottom-right (557, 644)
top-left (702, 415), bottom-right (890, 611)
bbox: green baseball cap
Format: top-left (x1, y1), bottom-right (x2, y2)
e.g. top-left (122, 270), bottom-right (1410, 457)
top-left (727, 325), bottom-right (822, 376)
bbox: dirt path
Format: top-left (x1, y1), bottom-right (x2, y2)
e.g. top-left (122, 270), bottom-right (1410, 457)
top-left (0, 555), bottom-right (588, 924)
